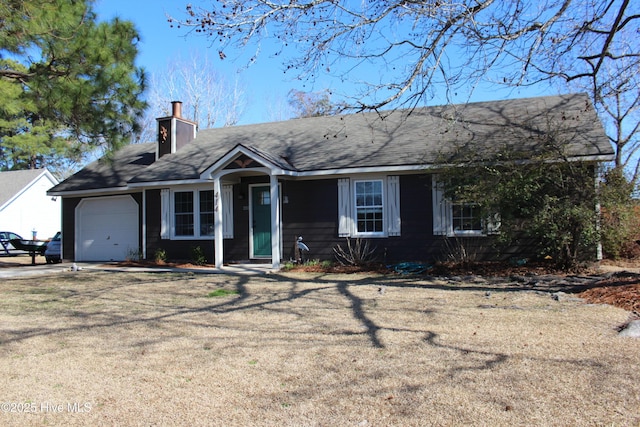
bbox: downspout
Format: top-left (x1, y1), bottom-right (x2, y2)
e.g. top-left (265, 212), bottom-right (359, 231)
top-left (595, 166), bottom-right (603, 261)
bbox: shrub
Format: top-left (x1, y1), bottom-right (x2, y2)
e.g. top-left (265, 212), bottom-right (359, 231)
top-left (599, 168), bottom-right (640, 259)
top-left (333, 238), bottom-right (377, 266)
top-left (438, 155), bottom-right (600, 269)
top-left (281, 261), bottom-right (296, 271)
top-left (190, 246), bottom-right (207, 265)
top-left (154, 248), bottom-right (167, 264)
top-left (320, 260), bottom-right (333, 269)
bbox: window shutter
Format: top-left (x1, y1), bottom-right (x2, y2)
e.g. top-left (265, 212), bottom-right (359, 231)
top-left (160, 188), bottom-right (170, 239)
top-left (337, 178), bottom-right (352, 237)
top-left (222, 184), bottom-right (234, 239)
top-left (386, 175), bottom-right (401, 236)
top-left (432, 176), bottom-right (451, 236)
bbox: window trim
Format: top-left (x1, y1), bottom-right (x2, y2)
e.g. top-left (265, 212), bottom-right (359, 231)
top-left (161, 185), bottom-right (234, 241)
top-left (199, 189), bottom-right (215, 238)
top-left (450, 201), bottom-right (485, 236)
top-left (353, 178), bottom-right (385, 237)
top-left (338, 175), bottom-right (400, 238)
top-left (171, 189), bottom-right (214, 240)
top-left (432, 176), bottom-right (498, 237)
top-left (174, 190), bottom-right (196, 237)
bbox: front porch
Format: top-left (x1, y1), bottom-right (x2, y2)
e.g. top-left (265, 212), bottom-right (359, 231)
top-left (204, 145), bottom-right (291, 270)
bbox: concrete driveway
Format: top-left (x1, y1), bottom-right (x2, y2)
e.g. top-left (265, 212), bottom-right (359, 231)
top-left (0, 256), bottom-right (275, 278)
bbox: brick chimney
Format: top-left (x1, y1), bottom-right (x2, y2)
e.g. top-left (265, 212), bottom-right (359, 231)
top-left (156, 101), bottom-right (197, 160)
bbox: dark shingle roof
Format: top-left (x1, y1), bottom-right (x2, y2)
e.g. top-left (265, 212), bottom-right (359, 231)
top-left (49, 143), bottom-right (156, 193)
top-left (51, 93), bottom-right (614, 193)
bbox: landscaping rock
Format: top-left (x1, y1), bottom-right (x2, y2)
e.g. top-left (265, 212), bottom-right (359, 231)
top-left (618, 320), bottom-right (640, 338)
top-left (551, 291), bottom-right (584, 303)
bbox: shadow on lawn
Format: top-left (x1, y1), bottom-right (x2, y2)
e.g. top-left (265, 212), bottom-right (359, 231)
top-left (0, 271), bottom-right (387, 349)
top-left (0, 269), bottom-right (622, 373)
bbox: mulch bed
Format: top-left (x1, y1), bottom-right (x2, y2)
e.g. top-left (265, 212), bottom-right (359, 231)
top-left (290, 260), bottom-right (640, 315)
top-left (120, 260), bottom-right (640, 313)
top-left (578, 275), bottom-right (640, 314)
top-left (288, 260), bottom-right (567, 276)
top-left (3, 256), bottom-right (638, 314)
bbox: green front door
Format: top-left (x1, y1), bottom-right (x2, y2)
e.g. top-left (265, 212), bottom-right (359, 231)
top-left (251, 185), bottom-right (272, 257)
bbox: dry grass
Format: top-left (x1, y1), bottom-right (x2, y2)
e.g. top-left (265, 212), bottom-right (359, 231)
top-left (0, 270), bottom-right (638, 426)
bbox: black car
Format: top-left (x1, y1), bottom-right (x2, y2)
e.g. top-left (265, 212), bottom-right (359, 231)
top-left (0, 231), bottom-right (23, 255)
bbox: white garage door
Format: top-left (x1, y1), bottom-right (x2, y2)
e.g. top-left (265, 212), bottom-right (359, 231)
top-left (76, 196), bottom-right (139, 261)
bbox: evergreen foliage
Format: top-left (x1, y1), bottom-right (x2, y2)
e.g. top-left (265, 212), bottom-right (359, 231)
top-left (0, 0), bottom-right (147, 172)
top-left (599, 168), bottom-right (640, 259)
top-left (437, 130), bottom-right (601, 269)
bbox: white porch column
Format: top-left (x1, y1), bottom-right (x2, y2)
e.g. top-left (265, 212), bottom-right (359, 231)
top-left (213, 178), bottom-right (224, 268)
top-left (142, 189), bottom-right (147, 260)
top-left (270, 174), bottom-right (281, 269)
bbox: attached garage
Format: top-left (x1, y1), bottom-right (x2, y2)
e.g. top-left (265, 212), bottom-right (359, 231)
top-left (75, 195), bottom-right (139, 261)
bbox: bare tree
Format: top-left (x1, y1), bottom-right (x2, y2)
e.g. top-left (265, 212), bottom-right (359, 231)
top-left (135, 52), bottom-right (246, 143)
top-left (544, 1), bottom-right (640, 183)
top-left (288, 89), bottom-right (346, 118)
top-left (263, 93), bottom-right (293, 123)
top-left (260, 89), bottom-right (344, 122)
top-left (566, 50), bottom-right (640, 183)
top-left (169, 1), bottom-right (639, 182)
top-left (580, 67), bottom-right (640, 183)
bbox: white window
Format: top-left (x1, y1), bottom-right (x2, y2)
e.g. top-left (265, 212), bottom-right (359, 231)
top-left (175, 191), bottom-right (195, 236)
top-left (199, 190), bottom-right (215, 237)
top-left (174, 190), bottom-right (213, 237)
top-left (355, 180), bottom-right (384, 234)
top-left (451, 202), bottom-right (484, 234)
top-left (432, 176), bottom-right (499, 236)
top-left (161, 186), bottom-right (234, 240)
top-left (338, 176), bottom-right (401, 238)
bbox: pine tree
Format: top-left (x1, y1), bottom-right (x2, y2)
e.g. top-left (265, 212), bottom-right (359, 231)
top-left (0, 0), bottom-right (147, 172)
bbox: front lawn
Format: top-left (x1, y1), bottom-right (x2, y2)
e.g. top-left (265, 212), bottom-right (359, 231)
top-left (0, 270), bottom-right (638, 426)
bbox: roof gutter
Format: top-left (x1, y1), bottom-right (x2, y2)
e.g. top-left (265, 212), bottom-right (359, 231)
top-left (47, 186), bottom-right (142, 197)
top-left (50, 152), bottom-right (614, 196)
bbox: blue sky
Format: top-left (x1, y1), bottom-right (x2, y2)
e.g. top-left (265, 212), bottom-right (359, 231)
top-left (95, 0), bottom-right (292, 124)
top-left (95, 0), bottom-right (554, 126)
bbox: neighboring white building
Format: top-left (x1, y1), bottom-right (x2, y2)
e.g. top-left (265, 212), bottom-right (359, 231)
top-left (0, 169), bottom-right (61, 240)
